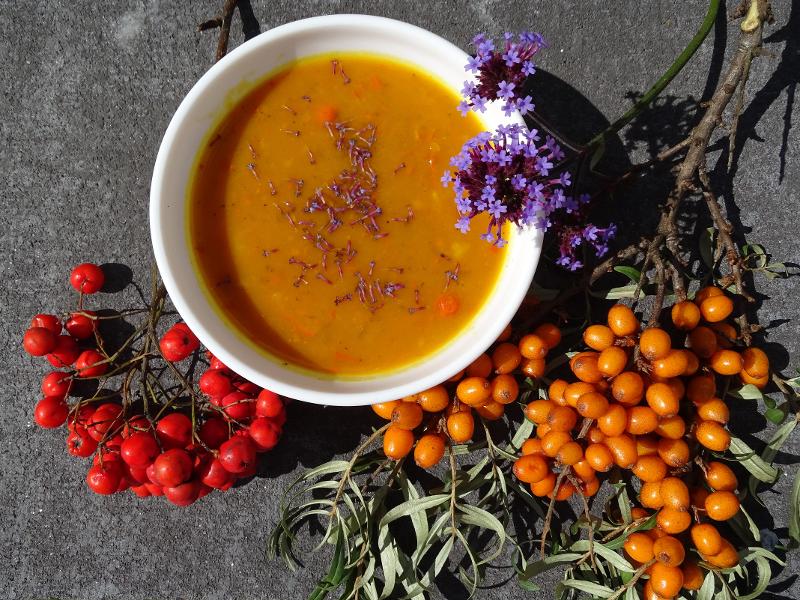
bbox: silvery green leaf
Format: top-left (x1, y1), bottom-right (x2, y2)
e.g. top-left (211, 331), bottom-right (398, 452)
top-left (726, 384), bottom-right (762, 400)
top-left (735, 555), bottom-right (772, 600)
top-left (790, 470), bottom-right (800, 546)
top-left (728, 437), bottom-right (779, 483)
top-left (520, 553), bottom-right (583, 580)
top-left (561, 578), bottom-right (614, 597)
top-left (511, 418), bottom-right (534, 450)
top-left (696, 570), bottom-right (716, 600)
top-left (614, 265), bottom-right (642, 283)
top-left (569, 540), bottom-right (636, 572)
top-left (377, 494), bottom-right (449, 529)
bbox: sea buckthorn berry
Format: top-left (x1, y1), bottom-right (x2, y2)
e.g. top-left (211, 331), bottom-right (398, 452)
top-left (446, 408), bottom-right (474, 443)
top-left (649, 562), bottom-right (684, 598)
top-left (598, 403), bottom-right (627, 437)
top-left (518, 334), bottom-right (548, 359)
top-left (581, 477), bottom-right (600, 497)
top-left (521, 357), bottom-right (546, 379)
top-left (530, 471), bottom-right (557, 497)
top-left (696, 398), bottom-right (730, 424)
top-left (705, 461), bottom-right (738, 491)
top-left (552, 480), bottom-right (576, 501)
top-left (556, 441), bottom-right (583, 466)
top-left (607, 304), bottom-right (639, 337)
top-left (447, 370), bottom-right (464, 382)
top-left (547, 405), bottom-right (579, 432)
top-left (525, 399), bottom-right (554, 424)
top-left (711, 321), bottom-right (737, 348)
top-left (688, 326), bottom-right (718, 359)
top-left (695, 420), bottom-right (731, 452)
top-left (572, 459), bottom-right (596, 482)
top-left (414, 434), bottom-right (445, 468)
top-left (513, 453), bottom-right (549, 483)
top-left (623, 532), bottom-right (654, 563)
top-left (492, 342), bottom-right (521, 374)
top-left (671, 300), bottom-right (702, 330)
top-left (659, 477), bottom-right (690, 510)
top-left (640, 328), bottom-right (672, 361)
top-left (710, 349), bottom-right (743, 376)
top-left (585, 443), bottom-right (614, 472)
top-left (655, 415), bottom-right (686, 440)
top-left (576, 392), bottom-right (609, 418)
top-left (536, 423), bottom-right (552, 439)
top-left (520, 438), bottom-right (543, 456)
top-left (645, 383), bottom-right (680, 417)
top-left (548, 379), bottom-right (569, 406)
top-left (611, 371), bottom-right (645, 406)
top-left (417, 385), bottom-right (450, 412)
top-left (564, 382), bottom-right (597, 408)
top-left (691, 523), bottom-right (723, 556)
top-left (490, 375), bottom-right (519, 405)
top-left (683, 350), bottom-right (701, 376)
top-left (705, 491), bottom-right (740, 521)
top-left (705, 539), bottom-right (739, 569)
top-left (626, 406), bottom-right (659, 435)
top-left (632, 455), bottom-right (668, 483)
top-left (587, 425), bottom-right (606, 444)
top-left (476, 400), bottom-right (505, 421)
top-left (695, 286), bottom-right (724, 305)
top-left (570, 352), bottom-right (603, 383)
top-left (664, 377), bottom-right (686, 402)
top-left (688, 374), bottom-right (716, 404)
top-left (682, 559), bottom-right (704, 590)
top-left (597, 346), bottom-right (628, 378)
top-left (497, 323), bottom-right (512, 342)
top-left (740, 369), bottom-right (769, 388)
top-left (583, 324), bottom-right (616, 351)
top-left (631, 507), bottom-right (650, 521)
top-left (741, 347), bottom-right (769, 378)
top-left (636, 434), bottom-right (659, 457)
top-left (640, 481), bottom-right (664, 509)
top-left (541, 431), bottom-right (572, 458)
top-left (654, 535), bottom-right (685, 566)
top-left (534, 323), bottom-right (561, 349)
top-left (391, 402), bottom-right (423, 430)
top-left (466, 353), bottom-right (492, 378)
top-left (456, 377), bottom-right (491, 406)
top-left (657, 507), bottom-right (692, 534)
top-left (691, 486), bottom-right (710, 509)
top-left (383, 426), bottom-right (414, 459)
top-left (700, 294), bottom-right (734, 323)
top-left (652, 349), bottom-right (689, 379)
top-left (605, 434), bottom-right (638, 468)
top-left (658, 438), bottom-right (690, 468)
top-left (372, 401), bottom-right (400, 420)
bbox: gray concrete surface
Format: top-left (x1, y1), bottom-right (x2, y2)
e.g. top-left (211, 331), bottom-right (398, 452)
top-left (1, 1), bottom-right (798, 598)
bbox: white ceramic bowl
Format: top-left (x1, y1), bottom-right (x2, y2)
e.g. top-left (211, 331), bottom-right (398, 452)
top-left (150, 14), bottom-right (542, 406)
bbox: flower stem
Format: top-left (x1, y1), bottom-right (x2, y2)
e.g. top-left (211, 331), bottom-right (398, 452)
top-left (588, 0), bottom-right (721, 148)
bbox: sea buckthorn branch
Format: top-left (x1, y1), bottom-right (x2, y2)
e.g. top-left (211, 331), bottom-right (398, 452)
top-left (198, 0), bottom-right (240, 62)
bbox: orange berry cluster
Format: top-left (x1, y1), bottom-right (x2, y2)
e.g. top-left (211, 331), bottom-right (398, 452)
top-left (371, 322), bottom-right (562, 468)
top-left (514, 287), bottom-right (767, 596)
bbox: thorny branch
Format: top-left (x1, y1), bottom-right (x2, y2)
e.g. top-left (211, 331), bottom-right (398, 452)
top-left (198, 0), bottom-right (240, 62)
top-left (590, 0), bottom-right (772, 342)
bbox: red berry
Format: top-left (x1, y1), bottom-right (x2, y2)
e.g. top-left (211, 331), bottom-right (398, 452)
top-left (42, 371), bottom-right (71, 398)
top-left (145, 482), bottom-right (164, 496)
top-left (199, 457), bottom-right (234, 489)
top-left (75, 349), bottom-right (108, 378)
top-left (198, 417), bottom-right (229, 449)
top-left (23, 327), bottom-right (57, 356)
top-left (152, 448), bottom-right (193, 487)
top-left (220, 391), bottom-right (254, 421)
top-left (249, 417), bottom-right (281, 452)
top-left (122, 415), bottom-right (150, 438)
top-left (218, 436), bottom-right (257, 474)
top-left (130, 484), bottom-right (151, 498)
top-left (66, 428), bottom-right (98, 457)
top-left (198, 483), bottom-right (213, 499)
top-left (199, 368), bottom-right (233, 398)
top-left (156, 412), bottom-right (193, 449)
top-left (234, 379), bottom-right (261, 396)
top-left (86, 403), bottom-right (123, 442)
top-left (209, 355), bottom-right (228, 371)
top-left (86, 461), bottom-right (123, 495)
top-left (159, 323), bottom-right (200, 362)
top-left (120, 431), bottom-right (161, 468)
top-left (65, 311), bottom-right (96, 339)
top-left (34, 396), bottom-right (69, 428)
top-left (163, 479), bottom-right (201, 507)
top-left (68, 404), bottom-right (96, 435)
top-left (30, 313), bottom-right (62, 335)
top-left (116, 475), bottom-right (132, 493)
top-left (255, 390), bottom-right (283, 418)
top-left (70, 263), bottom-right (105, 294)
top-left (46, 335), bottom-right (81, 368)
top-left (123, 463), bottom-right (150, 485)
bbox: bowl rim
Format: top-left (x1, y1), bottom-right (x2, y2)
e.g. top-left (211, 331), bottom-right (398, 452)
top-left (150, 14), bottom-right (542, 406)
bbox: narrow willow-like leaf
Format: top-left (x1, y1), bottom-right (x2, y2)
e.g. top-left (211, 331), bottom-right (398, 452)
top-left (519, 553), bottom-right (583, 580)
top-left (510, 418), bottom-right (534, 450)
top-left (740, 546), bottom-right (785, 566)
top-left (728, 437), bottom-right (779, 483)
top-left (458, 504), bottom-right (506, 564)
top-left (377, 521), bottom-right (398, 599)
top-left (697, 570), bottom-right (716, 600)
top-left (761, 417), bottom-right (798, 465)
top-left (700, 227), bottom-right (715, 268)
top-left (561, 578), bottom-right (614, 597)
top-left (613, 265), bottom-right (642, 283)
top-left (725, 384), bottom-right (762, 400)
top-left (569, 540), bottom-right (636, 572)
top-left (790, 469), bottom-right (800, 546)
top-left (735, 555), bottom-right (772, 600)
top-left (377, 494), bottom-right (449, 530)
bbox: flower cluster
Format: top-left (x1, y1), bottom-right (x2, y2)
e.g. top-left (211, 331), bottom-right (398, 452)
top-left (459, 32), bottom-right (545, 117)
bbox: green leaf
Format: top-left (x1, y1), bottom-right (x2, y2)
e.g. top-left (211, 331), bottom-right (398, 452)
top-left (790, 470), bottom-right (800, 546)
top-left (735, 555), bottom-right (772, 600)
top-left (700, 227), bottom-right (715, 268)
top-left (728, 436), bottom-right (779, 483)
top-left (592, 283), bottom-right (639, 300)
top-left (569, 540), bottom-right (636, 572)
top-left (613, 266), bottom-right (642, 284)
top-left (377, 494), bottom-right (449, 530)
top-left (726, 384), bottom-right (763, 401)
top-left (761, 417), bottom-right (798, 465)
top-left (458, 504), bottom-right (506, 564)
top-left (519, 553), bottom-right (582, 580)
top-left (510, 417), bottom-right (534, 450)
top-left (697, 570), bottom-right (716, 600)
top-left (561, 579), bottom-right (614, 597)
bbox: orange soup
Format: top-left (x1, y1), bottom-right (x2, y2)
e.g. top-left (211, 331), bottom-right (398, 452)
top-left (189, 53), bottom-right (507, 376)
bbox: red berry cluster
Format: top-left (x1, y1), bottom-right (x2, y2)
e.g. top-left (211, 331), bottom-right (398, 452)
top-left (23, 262), bottom-right (288, 506)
